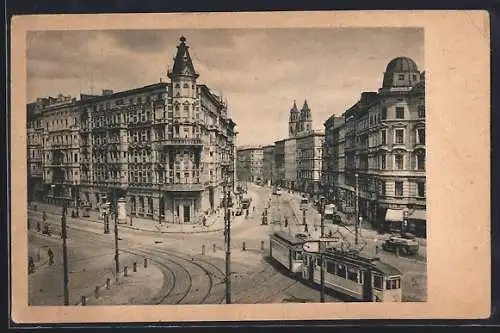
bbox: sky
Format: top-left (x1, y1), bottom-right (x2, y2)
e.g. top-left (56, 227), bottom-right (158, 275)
top-left (27, 28), bottom-right (424, 146)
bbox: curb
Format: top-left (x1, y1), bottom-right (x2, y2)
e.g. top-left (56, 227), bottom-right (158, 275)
top-left (29, 208), bottom-right (225, 234)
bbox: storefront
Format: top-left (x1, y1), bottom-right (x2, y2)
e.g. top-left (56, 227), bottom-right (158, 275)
top-left (384, 208), bottom-right (405, 232)
top-left (407, 209), bottom-right (427, 238)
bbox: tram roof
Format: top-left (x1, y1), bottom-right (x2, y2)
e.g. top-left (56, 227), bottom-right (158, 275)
top-left (272, 231), bottom-right (307, 245)
top-left (371, 261), bottom-right (402, 277)
top-left (322, 248), bottom-right (402, 276)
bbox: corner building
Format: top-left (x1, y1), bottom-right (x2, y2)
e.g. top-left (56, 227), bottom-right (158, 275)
top-left (325, 57), bottom-right (426, 236)
top-left (27, 37), bottom-right (236, 224)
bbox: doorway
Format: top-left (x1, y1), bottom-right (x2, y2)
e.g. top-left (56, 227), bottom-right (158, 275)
top-left (183, 205), bottom-right (190, 223)
top-left (209, 187), bottom-right (214, 210)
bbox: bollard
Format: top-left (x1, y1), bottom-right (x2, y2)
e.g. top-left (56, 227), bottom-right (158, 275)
top-left (106, 278), bottom-right (111, 290)
top-left (94, 285), bottom-right (100, 299)
top-left (36, 249), bottom-right (41, 262)
top-left (261, 240), bottom-right (265, 251)
top-left (133, 262), bottom-right (137, 272)
top-left (81, 296), bottom-right (87, 306)
top-left (242, 241), bottom-right (246, 251)
top-left (144, 258), bottom-right (148, 268)
top-left (202, 244), bottom-right (206, 255)
top-left (124, 266), bottom-right (128, 277)
top-left (213, 244), bottom-right (216, 253)
top-left (395, 247), bottom-right (400, 257)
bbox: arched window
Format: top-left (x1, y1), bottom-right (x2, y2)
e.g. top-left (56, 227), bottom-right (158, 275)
top-left (183, 83), bottom-right (189, 89)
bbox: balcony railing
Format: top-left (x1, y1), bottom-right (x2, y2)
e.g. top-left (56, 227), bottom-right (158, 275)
top-left (159, 137), bottom-right (203, 146)
top-left (161, 183), bottom-right (204, 192)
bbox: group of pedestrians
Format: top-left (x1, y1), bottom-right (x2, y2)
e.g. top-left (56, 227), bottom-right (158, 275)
top-left (28, 247), bottom-right (54, 275)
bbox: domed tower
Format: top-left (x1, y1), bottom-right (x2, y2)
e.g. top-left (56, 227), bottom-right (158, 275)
top-left (168, 36), bottom-right (199, 124)
top-left (380, 57), bottom-right (421, 92)
top-left (300, 99), bottom-right (312, 133)
top-left (288, 100), bottom-right (300, 137)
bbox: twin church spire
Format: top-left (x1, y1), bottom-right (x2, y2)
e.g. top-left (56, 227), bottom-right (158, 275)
top-left (289, 99), bottom-right (312, 137)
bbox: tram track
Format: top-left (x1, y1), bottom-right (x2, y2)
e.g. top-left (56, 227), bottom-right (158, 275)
top-left (28, 215), bottom-right (227, 305)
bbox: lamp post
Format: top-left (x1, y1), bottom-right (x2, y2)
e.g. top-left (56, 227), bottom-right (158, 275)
top-left (355, 173), bottom-right (359, 245)
top-left (112, 187), bottom-right (120, 281)
top-left (61, 200), bottom-right (69, 306)
top-left (224, 176), bottom-right (232, 304)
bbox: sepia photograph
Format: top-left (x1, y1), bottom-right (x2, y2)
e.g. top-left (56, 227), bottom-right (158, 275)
top-left (11, 11), bottom-right (490, 323)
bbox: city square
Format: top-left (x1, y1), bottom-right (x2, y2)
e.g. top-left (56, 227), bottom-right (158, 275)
top-left (26, 29), bottom-right (426, 305)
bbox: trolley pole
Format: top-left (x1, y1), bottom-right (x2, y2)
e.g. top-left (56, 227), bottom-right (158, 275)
top-left (113, 188), bottom-right (120, 281)
top-left (225, 185), bottom-right (232, 304)
top-left (320, 204), bottom-right (325, 303)
top-left (61, 200), bottom-right (69, 306)
top-left (355, 173), bottom-right (359, 245)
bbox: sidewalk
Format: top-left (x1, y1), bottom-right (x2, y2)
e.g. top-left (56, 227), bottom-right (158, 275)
top-left (29, 201), bottom-right (243, 234)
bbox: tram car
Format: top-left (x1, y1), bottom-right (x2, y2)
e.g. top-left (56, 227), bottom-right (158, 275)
top-left (302, 249), bottom-right (403, 302)
top-left (269, 231), bottom-right (308, 275)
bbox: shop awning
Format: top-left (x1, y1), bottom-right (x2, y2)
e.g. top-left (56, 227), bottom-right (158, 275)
top-left (408, 209), bottom-right (427, 221)
top-left (385, 209), bottom-right (404, 222)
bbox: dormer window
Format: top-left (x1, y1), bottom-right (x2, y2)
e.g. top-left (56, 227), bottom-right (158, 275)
top-left (183, 83), bottom-right (189, 88)
top-left (175, 83), bottom-right (180, 88)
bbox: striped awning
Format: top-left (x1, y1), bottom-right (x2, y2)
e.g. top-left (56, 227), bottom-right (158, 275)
top-left (408, 209), bottom-right (427, 221)
top-left (385, 209), bottom-right (404, 222)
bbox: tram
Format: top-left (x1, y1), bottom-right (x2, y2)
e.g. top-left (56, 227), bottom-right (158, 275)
top-left (269, 231), bottom-right (308, 275)
top-left (302, 248), bottom-right (403, 302)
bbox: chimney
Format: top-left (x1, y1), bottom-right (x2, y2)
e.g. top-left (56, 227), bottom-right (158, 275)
top-left (102, 89), bottom-right (114, 96)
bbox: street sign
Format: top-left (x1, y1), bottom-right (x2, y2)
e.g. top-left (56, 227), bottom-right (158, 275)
top-left (302, 241), bottom-right (319, 253)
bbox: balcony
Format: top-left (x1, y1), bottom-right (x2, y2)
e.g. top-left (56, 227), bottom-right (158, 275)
top-left (161, 183), bottom-right (204, 192)
top-left (159, 137), bottom-right (203, 146)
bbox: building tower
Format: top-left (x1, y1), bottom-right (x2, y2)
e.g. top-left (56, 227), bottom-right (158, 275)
top-left (380, 56), bottom-right (421, 92)
top-left (165, 36), bottom-right (202, 223)
top-left (300, 99), bottom-right (312, 134)
top-left (288, 100), bottom-right (300, 137)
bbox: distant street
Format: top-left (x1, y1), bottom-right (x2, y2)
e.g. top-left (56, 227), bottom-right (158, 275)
top-left (28, 183), bottom-right (426, 305)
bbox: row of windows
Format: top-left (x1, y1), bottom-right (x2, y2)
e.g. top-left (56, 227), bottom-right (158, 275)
top-left (379, 152), bottom-right (425, 171)
top-left (379, 180), bottom-right (426, 198)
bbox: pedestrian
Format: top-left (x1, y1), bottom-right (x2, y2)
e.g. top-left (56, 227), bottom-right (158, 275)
top-left (284, 217), bottom-right (288, 228)
top-left (253, 206), bottom-right (255, 213)
top-left (202, 215), bottom-right (206, 227)
top-left (42, 211), bottom-right (47, 222)
top-left (47, 248), bottom-right (54, 266)
top-left (36, 221), bottom-right (41, 232)
top-left (28, 256), bottom-right (35, 274)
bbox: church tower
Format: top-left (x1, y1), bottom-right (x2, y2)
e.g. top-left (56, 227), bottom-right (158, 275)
top-left (288, 100), bottom-right (300, 137)
top-left (300, 99), bottom-right (312, 134)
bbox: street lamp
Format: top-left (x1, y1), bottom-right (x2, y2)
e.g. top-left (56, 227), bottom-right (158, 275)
top-left (355, 173), bottom-right (359, 245)
top-left (223, 175), bottom-right (232, 304)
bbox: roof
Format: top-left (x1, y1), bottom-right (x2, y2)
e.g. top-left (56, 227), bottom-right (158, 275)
top-left (385, 57), bottom-right (419, 73)
top-left (323, 249), bottom-right (402, 276)
top-left (168, 36), bottom-right (199, 78)
top-left (272, 231), bottom-right (307, 245)
top-left (371, 260), bottom-right (402, 277)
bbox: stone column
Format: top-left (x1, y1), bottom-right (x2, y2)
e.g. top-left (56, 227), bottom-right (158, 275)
top-left (152, 196), bottom-right (160, 221)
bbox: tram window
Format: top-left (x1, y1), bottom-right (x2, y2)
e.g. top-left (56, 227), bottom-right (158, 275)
top-left (373, 275), bottom-right (384, 290)
top-left (326, 261), bottom-right (335, 274)
top-left (347, 267), bottom-right (359, 283)
top-left (386, 278), bottom-right (401, 290)
top-left (336, 264), bottom-right (347, 279)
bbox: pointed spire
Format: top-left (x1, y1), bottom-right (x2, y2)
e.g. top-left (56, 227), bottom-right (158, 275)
top-left (290, 100), bottom-right (299, 113)
top-left (301, 99), bottom-right (310, 111)
top-left (168, 36), bottom-right (199, 79)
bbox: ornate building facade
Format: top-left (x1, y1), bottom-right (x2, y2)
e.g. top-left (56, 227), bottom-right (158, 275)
top-left (262, 144), bottom-right (275, 185)
top-left (236, 146), bottom-right (263, 183)
top-left (27, 36), bottom-right (237, 224)
top-left (296, 130), bottom-right (324, 196)
top-left (324, 57), bottom-right (426, 236)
